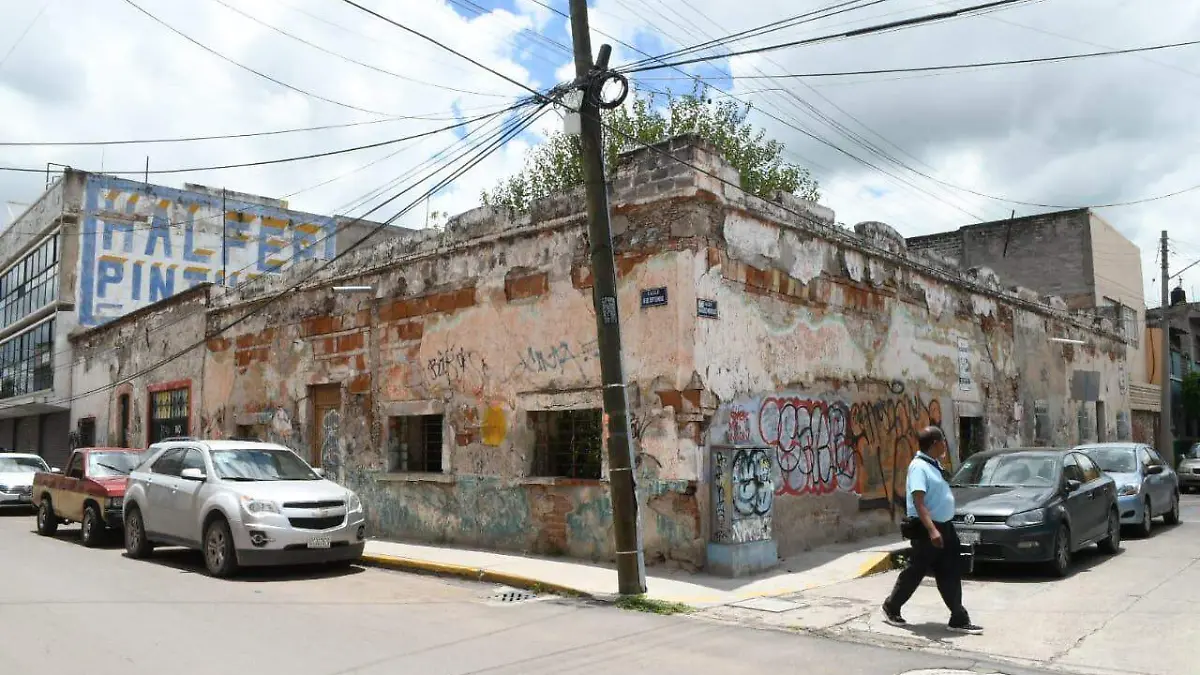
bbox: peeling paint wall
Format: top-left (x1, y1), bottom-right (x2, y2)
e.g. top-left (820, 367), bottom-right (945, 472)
top-left (62, 136), bottom-right (1133, 569)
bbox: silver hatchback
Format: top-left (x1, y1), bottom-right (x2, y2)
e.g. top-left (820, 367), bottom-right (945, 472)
top-left (1179, 443), bottom-right (1200, 493)
top-left (123, 440), bottom-right (366, 577)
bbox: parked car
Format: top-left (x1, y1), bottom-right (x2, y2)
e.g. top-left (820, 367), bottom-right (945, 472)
top-left (950, 448), bottom-right (1119, 577)
top-left (122, 439), bottom-right (366, 577)
top-left (1075, 442), bottom-right (1180, 536)
top-left (1179, 443), bottom-right (1200, 493)
top-left (32, 447), bottom-right (145, 546)
top-left (0, 453), bottom-right (53, 509)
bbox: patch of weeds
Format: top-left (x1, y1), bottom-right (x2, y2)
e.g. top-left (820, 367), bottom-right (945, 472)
top-left (614, 594), bottom-right (693, 615)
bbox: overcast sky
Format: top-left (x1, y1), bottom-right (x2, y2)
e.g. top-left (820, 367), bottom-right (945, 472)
top-left (2, 0), bottom-right (1198, 309)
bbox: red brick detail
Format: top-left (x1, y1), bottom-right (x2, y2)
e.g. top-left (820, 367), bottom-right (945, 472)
top-left (504, 272), bottom-right (549, 302)
top-left (380, 286), bottom-right (476, 322)
top-left (348, 374), bottom-right (371, 394)
top-left (355, 354), bottom-right (367, 370)
top-left (572, 265), bottom-right (594, 290)
top-left (707, 247), bottom-right (721, 269)
top-left (302, 315), bottom-right (337, 337)
top-left (206, 337), bottom-right (231, 352)
top-left (616, 252), bottom-right (650, 277)
top-left (147, 379), bottom-right (190, 394)
top-left (395, 321), bottom-right (423, 342)
top-left (335, 332), bottom-right (365, 353)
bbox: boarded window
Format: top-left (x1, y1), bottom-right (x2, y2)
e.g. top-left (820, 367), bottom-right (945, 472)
top-left (530, 409), bottom-right (603, 480)
top-left (388, 415), bottom-right (444, 473)
top-left (1034, 400), bottom-right (1051, 445)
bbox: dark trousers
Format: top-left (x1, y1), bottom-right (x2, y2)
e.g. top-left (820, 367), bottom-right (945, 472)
top-left (885, 519), bottom-right (970, 625)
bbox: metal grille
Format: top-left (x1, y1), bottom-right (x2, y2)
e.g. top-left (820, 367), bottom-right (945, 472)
top-left (531, 409), bottom-right (603, 480)
top-left (149, 388), bottom-right (189, 444)
top-left (288, 515), bottom-right (344, 530)
top-left (283, 500), bottom-right (345, 509)
top-left (388, 415), bottom-right (443, 473)
top-left (487, 587), bottom-right (539, 604)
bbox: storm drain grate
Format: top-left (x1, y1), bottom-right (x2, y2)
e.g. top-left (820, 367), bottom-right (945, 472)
top-left (486, 586), bottom-right (539, 605)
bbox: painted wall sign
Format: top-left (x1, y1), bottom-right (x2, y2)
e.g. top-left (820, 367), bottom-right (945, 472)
top-left (78, 175), bottom-right (339, 327)
top-left (697, 298), bottom-right (719, 319)
top-left (957, 337), bottom-right (972, 391)
top-left (640, 287), bottom-right (668, 308)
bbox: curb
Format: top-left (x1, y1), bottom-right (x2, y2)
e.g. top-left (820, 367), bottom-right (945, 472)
top-left (854, 547), bottom-right (912, 578)
top-left (359, 553), bottom-right (594, 599)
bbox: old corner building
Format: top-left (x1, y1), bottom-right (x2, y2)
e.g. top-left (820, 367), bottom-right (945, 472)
top-left (66, 136), bottom-right (1138, 572)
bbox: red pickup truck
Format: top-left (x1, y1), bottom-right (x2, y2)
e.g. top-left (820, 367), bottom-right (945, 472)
top-left (33, 447), bottom-right (145, 547)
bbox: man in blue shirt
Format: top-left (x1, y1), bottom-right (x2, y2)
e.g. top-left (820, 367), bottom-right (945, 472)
top-left (882, 426), bottom-right (983, 634)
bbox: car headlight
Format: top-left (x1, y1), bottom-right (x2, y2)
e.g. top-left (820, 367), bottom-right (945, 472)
top-left (1117, 483), bottom-right (1141, 497)
top-left (107, 496), bottom-right (123, 509)
top-left (347, 492), bottom-right (362, 512)
top-left (1006, 508), bottom-right (1047, 528)
top-left (241, 496), bottom-right (281, 515)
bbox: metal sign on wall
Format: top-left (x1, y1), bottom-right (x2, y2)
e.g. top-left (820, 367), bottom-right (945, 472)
top-left (640, 287), bottom-right (668, 308)
top-left (697, 298), bottom-right (718, 319)
top-left (957, 337), bottom-right (972, 391)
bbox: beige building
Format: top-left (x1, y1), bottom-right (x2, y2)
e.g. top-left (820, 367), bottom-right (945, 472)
top-left (69, 137), bottom-right (1133, 569)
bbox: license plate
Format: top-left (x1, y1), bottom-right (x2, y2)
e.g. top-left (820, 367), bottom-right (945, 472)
top-left (307, 537), bottom-right (332, 549)
top-left (959, 531), bottom-right (981, 545)
top-left (16, 495), bottom-right (30, 503)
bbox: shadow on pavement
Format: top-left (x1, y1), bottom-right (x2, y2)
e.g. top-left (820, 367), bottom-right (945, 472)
top-left (0, 506), bottom-right (36, 517)
top-left (965, 545), bottom-right (1118, 583)
top-left (127, 546), bottom-right (367, 582)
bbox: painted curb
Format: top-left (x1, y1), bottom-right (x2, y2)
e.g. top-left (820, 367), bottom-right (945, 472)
top-left (359, 553), bottom-right (594, 599)
top-left (854, 547), bottom-right (912, 578)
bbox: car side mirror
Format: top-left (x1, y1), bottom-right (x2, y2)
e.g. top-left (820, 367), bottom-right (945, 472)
top-left (1147, 465), bottom-right (1165, 475)
top-left (50, 467), bottom-right (61, 474)
top-left (311, 468), bottom-right (325, 478)
top-left (180, 468), bottom-right (207, 482)
top-left (1065, 479), bottom-right (1082, 493)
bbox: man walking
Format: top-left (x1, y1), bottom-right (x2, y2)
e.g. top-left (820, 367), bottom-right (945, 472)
top-left (882, 425), bottom-right (983, 634)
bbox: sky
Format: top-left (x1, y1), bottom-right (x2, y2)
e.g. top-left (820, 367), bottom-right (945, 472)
top-left (2, 0), bottom-right (1199, 310)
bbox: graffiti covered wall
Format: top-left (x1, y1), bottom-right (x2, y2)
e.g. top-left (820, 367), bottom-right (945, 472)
top-left (77, 175), bottom-right (338, 327)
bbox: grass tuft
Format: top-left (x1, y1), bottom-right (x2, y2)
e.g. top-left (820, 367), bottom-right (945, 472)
top-left (614, 594), bottom-right (692, 615)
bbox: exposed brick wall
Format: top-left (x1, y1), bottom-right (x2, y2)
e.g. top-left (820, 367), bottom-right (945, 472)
top-left (504, 271), bottom-right (549, 302)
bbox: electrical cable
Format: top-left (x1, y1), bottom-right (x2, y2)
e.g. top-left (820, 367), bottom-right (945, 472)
top-left (119, 0), bottom-right (394, 117)
top-left (632, 38), bottom-right (1200, 80)
top-left (207, 0), bottom-right (514, 99)
top-left (0, 0), bottom-right (53, 70)
top-left (8, 102), bottom-right (550, 385)
top-left (618, 0), bottom-right (1038, 74)
top-left (0, 103), bottom-right (536, 176)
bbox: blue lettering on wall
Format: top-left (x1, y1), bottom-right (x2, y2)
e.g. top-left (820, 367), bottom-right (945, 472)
top-left (131, 261), bottom-right (144, 302)
top-left (97, 258), bottom-right (124, 298)
top-left (144, 201), bottom-right (173, 257)
top-left (149, 264), bottom-right (176, 303)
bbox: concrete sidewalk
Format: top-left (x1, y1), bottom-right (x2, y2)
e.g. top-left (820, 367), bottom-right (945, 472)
top-left (361, 535), bottom-right (909, 607)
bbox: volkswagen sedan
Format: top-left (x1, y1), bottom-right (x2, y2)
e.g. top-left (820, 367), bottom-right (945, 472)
top-left (951, 448), bottom-right (1118, 577)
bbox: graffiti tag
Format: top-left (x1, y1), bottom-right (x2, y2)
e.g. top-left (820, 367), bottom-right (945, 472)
top-left (516, 339), bottom-right (599, 376)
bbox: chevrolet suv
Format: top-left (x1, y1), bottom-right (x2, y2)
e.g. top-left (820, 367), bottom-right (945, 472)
top-left (123, 439), bottom-right (366, 577)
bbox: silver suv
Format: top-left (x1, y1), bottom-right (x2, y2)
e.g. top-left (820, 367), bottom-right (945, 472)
top-left (123, 439), bottom-right (366, 577)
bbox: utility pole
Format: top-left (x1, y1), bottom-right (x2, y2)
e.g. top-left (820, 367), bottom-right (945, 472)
top-left (1161, 230), bottom-right (1174, 465)
top-left (568, 0), bottom-right (646, 595)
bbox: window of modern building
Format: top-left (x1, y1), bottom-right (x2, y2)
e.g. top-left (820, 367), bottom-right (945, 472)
top-left (0, 319), bottom-right (55, 400)
top-left (0, 234), bottom-right (59, 330)
top-left (148, 387), bottom-right (189, 444)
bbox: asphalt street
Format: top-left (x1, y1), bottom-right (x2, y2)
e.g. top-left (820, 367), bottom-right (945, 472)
top-left (708, 494), bottom-right (1200, 675)
top-left (0, 511), bottom-right (1054, 675)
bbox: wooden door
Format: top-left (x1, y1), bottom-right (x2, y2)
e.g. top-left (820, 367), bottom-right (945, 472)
top-left (310, 384), bottom-right (341, 469)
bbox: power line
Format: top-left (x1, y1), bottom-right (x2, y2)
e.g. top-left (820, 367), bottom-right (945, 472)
top-left (119, 0), bottom-right (393, 117)
top-left (207, 0), bottom-right (513, 99)
top-left (0, 104), bottom-right (533, 176)
top-left (0, 0), bottom-right (53, 70)
top-left (39, 101), bottom-right (551, 408)
top-left (633, 38), bottom-right (1200, 80)
top-left (619, 0), bottom-right (1039, 74)
top-left (0, 102), bottom-right (520, 147)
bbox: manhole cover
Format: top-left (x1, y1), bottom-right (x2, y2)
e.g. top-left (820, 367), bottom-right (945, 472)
top-left (486, 586), bottom-right (540, 605)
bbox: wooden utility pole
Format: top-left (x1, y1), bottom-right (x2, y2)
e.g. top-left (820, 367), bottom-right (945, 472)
top-left (568, 0), bottom-right (647, 595)
top-left (1161, 230), bottom-right (1174, 465)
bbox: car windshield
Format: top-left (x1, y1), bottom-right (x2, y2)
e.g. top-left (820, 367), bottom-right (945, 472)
top-left (0, 456), bottom-right (48, 473)
top-left (89, 452), bottom-right (143, 477)
top-left (951, 453), bottom-right (1059, 487)
top-left (211, 448), bottom-right (319, 482)
top-left (1188, 444), bottom-right (1200, 460)
top-left (1081, 447), bottom-right (1138, 473)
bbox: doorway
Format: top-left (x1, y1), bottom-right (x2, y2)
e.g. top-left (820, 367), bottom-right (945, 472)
top-left (117, 394), bottom-right (130, 448)
top-left (959, 416), bottom-right (985, 459)
top-left (309, 384), bottom-right (341, 469)
top-left (1095, 401), bottom-right (1107, 442)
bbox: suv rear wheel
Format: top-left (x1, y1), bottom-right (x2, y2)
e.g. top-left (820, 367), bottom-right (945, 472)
top-left (203, 518), bottom-right (238, 578)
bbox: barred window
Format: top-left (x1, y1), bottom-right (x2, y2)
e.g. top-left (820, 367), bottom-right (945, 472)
top-left (388, 415), bottom-right (443, 473)
top-left (149, 387), bottom-right (189, 443)
top-left (530, 409), bottom-right (603, 480)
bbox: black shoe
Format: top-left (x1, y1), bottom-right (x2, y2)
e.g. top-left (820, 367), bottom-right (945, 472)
top-left (948, 621), bottom-right (983, 634)
top-left (881, 603), bottom-right (907, 626)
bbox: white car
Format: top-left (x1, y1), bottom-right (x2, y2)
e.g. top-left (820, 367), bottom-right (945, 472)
top-left (0, 453), bottom-right (53, 507)
top-left (123, 439), bottom-right (366, 577)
